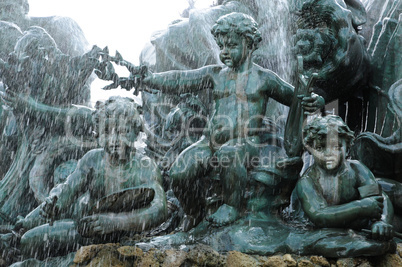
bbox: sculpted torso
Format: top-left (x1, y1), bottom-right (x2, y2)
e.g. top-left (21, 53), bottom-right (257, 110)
top-left (307, 162), bottom-right (363, 206)
top-left (206, 64), bottom-right (292, 145)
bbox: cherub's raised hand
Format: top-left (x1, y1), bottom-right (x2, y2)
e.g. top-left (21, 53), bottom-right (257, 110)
top-left (298, 92), bottom-right (325, 114)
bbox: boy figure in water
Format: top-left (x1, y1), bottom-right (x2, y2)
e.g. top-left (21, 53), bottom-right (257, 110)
top-left (141, 12), bottom-right (324, 229)
top-left (17, 97), bottom-right (167, 257)
top-left (296, 115), bottom-right (393, 240)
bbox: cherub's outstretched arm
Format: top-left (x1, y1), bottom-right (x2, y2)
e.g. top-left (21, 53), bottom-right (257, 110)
top-left (1, 91), bottom-right (92, 125)
top-left (143, 65), bottom-right (218, 94)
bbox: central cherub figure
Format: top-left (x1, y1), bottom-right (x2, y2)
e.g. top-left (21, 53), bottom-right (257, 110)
top-left (142, 12), bottom-right (323, 229)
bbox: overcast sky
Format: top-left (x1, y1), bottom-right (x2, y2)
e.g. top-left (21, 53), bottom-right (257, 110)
top-left (28, 0), bottom-right (214, 104)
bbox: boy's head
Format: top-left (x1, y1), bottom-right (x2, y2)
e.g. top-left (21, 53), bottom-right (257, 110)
top-left (93, 96), bottom-right (143, 161)
top-left (211, 12), bottom-right (262, 69)
top-left (303, 115), bottom-right (354, 171)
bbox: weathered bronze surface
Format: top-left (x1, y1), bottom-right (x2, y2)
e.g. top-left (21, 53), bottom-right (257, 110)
top-left (0, 0), bottom-right (400, 263)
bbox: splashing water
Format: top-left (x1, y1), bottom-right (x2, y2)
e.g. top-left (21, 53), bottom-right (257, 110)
top-left (247, 0), bottom-right (295, 131)
top-left (253, 0), bottom-right (294, 82)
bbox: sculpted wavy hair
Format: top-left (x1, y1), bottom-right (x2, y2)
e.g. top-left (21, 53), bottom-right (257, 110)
top-left (211, 12), bottom-right (262, 50)
top-left (303, 115), bottom-right (355, 150)
top-left (92, 96), bottom-right (143, 138)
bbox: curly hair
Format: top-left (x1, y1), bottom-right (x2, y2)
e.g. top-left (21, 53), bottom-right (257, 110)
top-left (211, 12), bottom-right (262, 50)
top-left (92, 96), bottom-right (143, 137)
top-left (303, 115), bottom-right (354, 149)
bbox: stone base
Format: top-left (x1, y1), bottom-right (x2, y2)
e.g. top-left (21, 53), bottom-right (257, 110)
top-left (9, 243), bottom-right (402, 267)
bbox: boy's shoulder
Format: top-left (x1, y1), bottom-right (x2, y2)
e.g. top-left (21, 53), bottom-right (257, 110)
top-left (251, 63), bottom-right (277, 77)
top-left (202, 64), bottom-right (225, 74)
top-left (346, 159), bottom-right (374, 177)
top-left (298, 166), bottom-right (319, 187)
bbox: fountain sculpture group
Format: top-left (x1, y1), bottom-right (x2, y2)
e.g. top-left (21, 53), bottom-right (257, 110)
top-left (0, 0), bottom-right (401, 264)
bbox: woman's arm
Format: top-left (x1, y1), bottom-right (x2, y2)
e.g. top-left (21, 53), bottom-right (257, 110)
top-left (2, 91), bottom-right (92, 126)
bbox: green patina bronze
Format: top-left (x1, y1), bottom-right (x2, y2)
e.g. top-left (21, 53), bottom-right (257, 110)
top-left (16, 97), bottom-right (167, 258)
top-left (0, 27), bottom-right (100, 224)
top-left (295, 115), bottom-right (394, 239)
top-left (0, 0), bottom-right (401, 263)
top-left (0, 0), bottom-right (93, 180)
top-left (137, 12), bottom-right (324, 230)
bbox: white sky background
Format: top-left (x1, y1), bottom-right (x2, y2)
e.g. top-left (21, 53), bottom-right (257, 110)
top-left (28, 0), bottom-right (215, 105)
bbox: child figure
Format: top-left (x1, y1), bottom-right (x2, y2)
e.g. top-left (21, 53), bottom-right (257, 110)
top-left (296, 115), bottom-right (394, 240)
top-left (141, 12), bottom-right (324, 229)
top-left (17, 96), bottom-right (167, 258)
